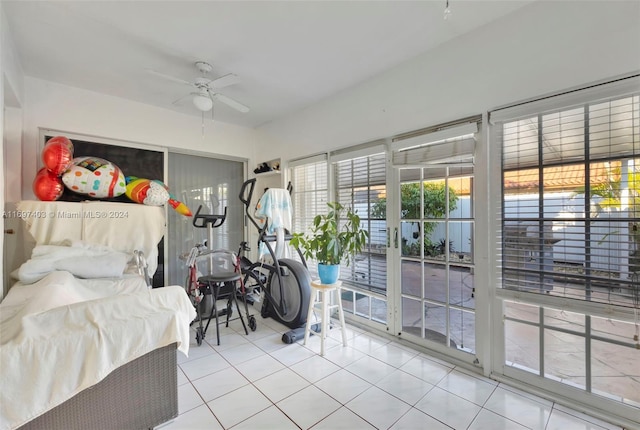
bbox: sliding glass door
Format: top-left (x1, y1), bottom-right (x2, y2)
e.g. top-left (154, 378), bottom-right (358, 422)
top-left (166, 151), bottom-right (245, 287)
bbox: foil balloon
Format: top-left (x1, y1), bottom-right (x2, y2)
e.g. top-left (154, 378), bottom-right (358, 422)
top-left (33, 167), bottom-right (64, 201)
top-left (125, 177), bottom-right (192, 217)
top-left (42, 136), bottom-right (74, 176)
top-left (62, 156), bottom-right (127, 198)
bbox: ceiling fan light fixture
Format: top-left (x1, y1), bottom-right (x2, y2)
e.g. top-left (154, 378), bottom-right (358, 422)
top-left (193, 93), bottom-right (213, 112)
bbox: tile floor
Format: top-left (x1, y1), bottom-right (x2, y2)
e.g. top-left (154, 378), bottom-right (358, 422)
top-left (160, 309), bottom-right (625, 430)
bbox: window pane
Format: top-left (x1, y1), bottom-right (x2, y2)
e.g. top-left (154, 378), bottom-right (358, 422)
top-left (424, 262), bottom-right (445, 303)
top-left (505, 320), bottom-right (540, 374)
top-left (501, 94), bottom-right (640, 308)
top-left (592, 340), bottom-right (640, 406)
top-left (450, 308), bottom-right (475, 352)
top-left (449, 265), bottom-right (474, 310)
top-left (544, 329), bottom-right (586, 390)
top-left (541, 108), bottom-right (585, 164)
top-left (334, 153), bottom-right (387, 293)
top-left (401, 260), bottom-right (421, 297)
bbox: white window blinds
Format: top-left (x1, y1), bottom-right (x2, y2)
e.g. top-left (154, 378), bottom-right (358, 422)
top-left (392, 122), bottom-right (478, 167)
top-left (493, 76), bottom-right (640, 308)
top-left (334, 152), bottom-right (387, 292)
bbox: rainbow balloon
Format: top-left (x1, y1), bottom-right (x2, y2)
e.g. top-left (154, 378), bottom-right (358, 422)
top-left (125, 177), bottom-right (192, 217)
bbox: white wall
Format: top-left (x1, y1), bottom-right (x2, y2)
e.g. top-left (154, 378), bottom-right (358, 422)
top-left (258, 1), bottom-right (640, 160)
top-left (20, 77), bottom-right (263, 200)
top-left (1, 2), bottom-right (26, 296)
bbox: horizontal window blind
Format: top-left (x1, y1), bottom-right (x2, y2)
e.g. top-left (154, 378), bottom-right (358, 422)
top-left (289, 156), bottom-right (328, 276)
top-left (334, 152), bottom-right (387, 293)
top-left (392, 136), bottom-right (475, 166)
top-left (496, 85), bottom-right (640, 309)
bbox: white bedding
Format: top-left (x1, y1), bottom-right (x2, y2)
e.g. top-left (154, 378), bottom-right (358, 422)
top-left (16, 200), bottom-right (166, 275)
top-left (0, 272), bottom-right (196, 430)
top-left (17, 241), bottom-right (130, 284)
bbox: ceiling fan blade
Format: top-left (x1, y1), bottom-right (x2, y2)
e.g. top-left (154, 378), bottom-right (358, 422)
top-left (146, 68), bottom-right (194, 87)
top-left (210, 92), bottom-right (250, 113)
top-left (171, 92), bottom-right (194, 106)
top-left (209, 73), bottom-right (241, 89)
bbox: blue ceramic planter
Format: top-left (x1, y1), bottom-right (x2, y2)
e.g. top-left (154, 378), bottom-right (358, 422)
top-left (317, 264), bottom-right (340, 284)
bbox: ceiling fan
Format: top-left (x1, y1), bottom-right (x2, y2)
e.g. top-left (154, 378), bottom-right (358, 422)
top-left (148, 61), bottom-right (249, 113)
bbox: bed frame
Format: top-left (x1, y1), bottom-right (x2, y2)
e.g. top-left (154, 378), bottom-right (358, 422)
top-left (18, 343), bottom-right (178, 430)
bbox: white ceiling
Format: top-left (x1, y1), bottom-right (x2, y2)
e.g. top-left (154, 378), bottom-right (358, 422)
top-left (3, 1), bottom-right (533, 128)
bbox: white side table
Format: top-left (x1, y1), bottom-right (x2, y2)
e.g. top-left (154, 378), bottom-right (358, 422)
top-left (304, 280), bottom-right (348, 356)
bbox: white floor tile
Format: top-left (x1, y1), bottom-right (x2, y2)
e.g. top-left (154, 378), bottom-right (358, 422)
top-left (389, 408), bottom-right (452, 430)
top-left (372, 343), bottom-right (418, 368)
top-left (290, 354), bottom-right (341, 383)
top-left (176, 366), bottom-right (189, 386)
top-left (376, 369), bottom-right (435, 405)
top-left (192, 366), bottom-right (249, 402)
top-left (251, 331), bottom-right (290, 353)
top-left (436, 369), bottom-right (496, 406)
top-left (174, 315), bottom-right (622, 430)
top-left (311, 406), bottom-right (377, 429)
top-left (161, 404), bottom-right (223, 430)
top-left (326, 323), bottom-right (364, 342)
top-left (253, 367), bottom-right (310, 403)
top-left (483, 386), bottom-right (552, 430)
top-left (417, 352), bottom-right (455, 369)
top-left (208, 384), bottom-right (272, 429)
top-left (270, 343), bottom-right (317, 366)
top-left (414, 386), bottom-right (482, 430)
top-left (207, 332), bottom-right (250, 351)
top-left (454, 366), bottom-right (498, 386)
top-left (468, 409), bottom-right (528, 430)
top-left (350, 332), bottom-right (390, 354)
top-left (322, 344), bottom-right (368, 368)
top-left (346, 355), bottom-right (398, 384)
top-left (177, 383), bottom-right (205, 415)
top-left (496, 383), bottom-right (554, 407)
top-left (552, 404), bottom-right (623, 430)
top-left (178, 339), bottom-right (217, 364)
top-left (234, 353), bottom-right (285, 382)
top-left (399, 355), bottom-right (451, 385)
top-left (345, 386), bottom-right (411, 430)
top-left (276, 385), bottom-right (342, 429)
top-left (179, 352), bottom-right (230, 381)
top-left (242, 320), bottom-right (281, 342)
top-left (546, 409), bottom-right (617, 430)
top-left (302, 329), bottom-right (343, 354)
top-left (314, 369), bottom-right (373, 404)
top-left (217, 342), bottom-right (266, 365)
top-left (231, 405), bottom-right (298, 429)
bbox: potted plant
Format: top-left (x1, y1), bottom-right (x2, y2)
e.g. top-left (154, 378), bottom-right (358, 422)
top-left (290, 201), bottom-right (369, 284)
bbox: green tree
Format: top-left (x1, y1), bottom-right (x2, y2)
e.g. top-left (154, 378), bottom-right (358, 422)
top-left (371, 181), bottom-right (458, 255)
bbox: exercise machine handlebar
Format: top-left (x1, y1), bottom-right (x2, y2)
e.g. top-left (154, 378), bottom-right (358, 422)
top-left (192, 205), bottom-right (227, 229)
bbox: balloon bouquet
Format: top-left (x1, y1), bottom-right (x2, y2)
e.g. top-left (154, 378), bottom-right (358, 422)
top-left (34, 136), bottom-right (192, 217)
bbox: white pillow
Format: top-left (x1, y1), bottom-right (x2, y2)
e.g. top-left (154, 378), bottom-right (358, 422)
top-left (54, 252), bottom-right (128, 279)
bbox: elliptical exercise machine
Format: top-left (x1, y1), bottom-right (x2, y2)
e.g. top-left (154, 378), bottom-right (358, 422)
top-left (239, 178), bottom-right (312, 340)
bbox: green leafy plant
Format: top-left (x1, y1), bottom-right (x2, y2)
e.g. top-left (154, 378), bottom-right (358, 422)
top-left (290, 202), bottom-right (369, 266)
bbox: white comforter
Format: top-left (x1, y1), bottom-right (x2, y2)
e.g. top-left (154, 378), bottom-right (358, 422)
top-left (0, 271), bottom-right (196, 430)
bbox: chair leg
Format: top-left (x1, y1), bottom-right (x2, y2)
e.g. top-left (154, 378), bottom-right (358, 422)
top-left (304, 289), bottom-right (316, 346)
top-left (233, 282), bottom-right (249, 335)
top-left (214, 284), bottom-right (221, 346)
top-left (336, 288), bottom-right (348, 347)
top-left (321, 290), bottom-right (329, 356)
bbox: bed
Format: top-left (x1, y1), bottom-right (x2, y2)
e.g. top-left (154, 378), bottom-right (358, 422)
top-left (0, 200), bottom-right (196, 430)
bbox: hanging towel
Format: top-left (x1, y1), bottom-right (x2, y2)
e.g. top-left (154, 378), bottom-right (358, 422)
top-left (255, 188), bottom-right (293, 259)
